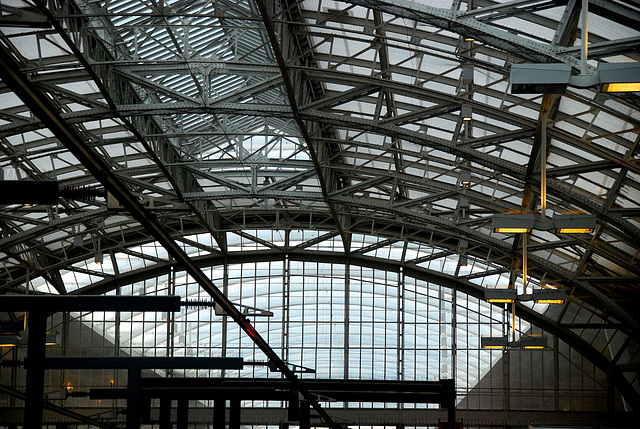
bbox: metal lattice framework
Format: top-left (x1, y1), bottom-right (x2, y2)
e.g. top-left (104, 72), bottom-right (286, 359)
top-left (1, 0), bottom-right (639, 425)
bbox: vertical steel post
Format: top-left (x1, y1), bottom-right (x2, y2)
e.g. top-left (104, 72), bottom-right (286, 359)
top-left (541, 110), bottom-right (548, 219)
top-left (159, 397), bottom-right (171, 429)
top-left (177, 398), bottom-right (189, 429)
top-left (580, 0), bottom-right (589, 75)
top-left (229, 399), bottom-right (241, 429)
top-left (214, 399), bottom-right (225, 428)
top-left (24, 311), bottom-right (47, 428)
top-left (127, 368), bottom-right (141, 429)
top-left (300, 401), bottom-right (311, 429)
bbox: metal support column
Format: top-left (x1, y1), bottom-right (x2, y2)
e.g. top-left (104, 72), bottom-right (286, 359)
top-left (229, 399), bottom-right (241, 429)
top-left (24, 311), bottom-right (47, 428)
top-left (127, 368), bottom-right (141, 429)
top-left (288, 394), bottom-right (300, 421)
top-left (300, 401), bottom-right (311, 429)
top-left (177, 399), bottom-right (189, 429)
top-left (159, 397), bottom-right (172, 429)
top-left (214, 399), bottom-right (225, 428)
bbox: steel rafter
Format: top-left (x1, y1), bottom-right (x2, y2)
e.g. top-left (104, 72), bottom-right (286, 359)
top-left (0, 41), bottom-right (343, 429)
top-left (344, 0), bottom-right (637, 70)
top-left (255, 0), bottom-right (351, 253)
top-left (35, 0), bottom-right (232, 252)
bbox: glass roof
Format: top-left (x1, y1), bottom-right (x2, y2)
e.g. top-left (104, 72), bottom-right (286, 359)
top-left (1, 0), bottom-right (639, 420)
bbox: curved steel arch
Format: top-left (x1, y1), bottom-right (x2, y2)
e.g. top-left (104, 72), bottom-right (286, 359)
top-left (0, 0), bottom-right (639, 419)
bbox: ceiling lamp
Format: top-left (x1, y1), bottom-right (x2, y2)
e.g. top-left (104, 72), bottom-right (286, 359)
top-left (511, 63), bottom-right (572, 94)
top-left (599, 62), bottom-right (640, 93)
top-left (532, 288), bottom-right (566, 304)
top-left (46, 333), bottom-right (61, 346)
top-left (511, 60), bottom-right (640, 94)
top-left (492, 214), bottom-right (535, 233)
top-left (461, 105), bottom-right (472, 121)
top-left (486, 288), bottom-right (565, 305)
top-left (481, 336), bottom-right (508, 349)
top-left (0, 334), bottom-right (21, 347)
top-left (481, 336), bottom-right (548, 350)
top-left (94, 253), bottom-right (104, 265)
top-left (492, 213), bottom-right (596, 234)
top-left (519, 336), bottom-right (548, 350)
top-left (553, 214), bottom-right (597, 234)
top-left (460, 169), bottom-right (471, 185)
top-left (484, 289), bottom-right (517, 303)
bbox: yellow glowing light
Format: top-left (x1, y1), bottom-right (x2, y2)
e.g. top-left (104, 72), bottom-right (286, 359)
top-left (556, 227), bottom-right (594, 234)
top-left (462, 116), bottom-right (472, 121)
top-left (522, 345), bottom-right (546, 350)
top-left (493, 227), bottom-right (532, 233)
top-left (464, 37), bottom-right (475, 42)
top-left (486, 298), bottom-right (515, 303)
top-left (601, 82), bottom-right (640, 92)
top-left (534, 299), bottom-right (565, 304)
top-left (0, 342), bottom-right (17, 347)
top-left (482, 345), bottom-right (506, 349)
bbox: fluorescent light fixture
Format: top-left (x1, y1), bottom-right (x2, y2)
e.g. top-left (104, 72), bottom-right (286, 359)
top-left (601, 82), bottom-right (640, 92)
top-left (532, 288), bottom-right (566, 304)
top-left (599, 62), bottom-right (640, 93)
top-left (485, 288), bottom-right (517, 303)
top-left (0, 334), bottom-right (21, 347)
top-left (492, 214), bottom-right (535, 233)
top-left (46, 333), bottom-right (61, 346)
top-left (510, 63), bottom-right (571, 94)
top-left (481, 336), bottom-right (508, 349)
top-left (553, 214), bottom-right (596, 234)
top-left (520, 336), bottom-right (548, 350)
top-left (481, 336), bottom-right (549, 350)
top-left (461, 105), bottom-right (472, 121)
top-left (464, 36), bottom-right (475, 42)
top-left (460, 169), bottom-right (471, 185)
top-left (94, 253), bottom-right (104, 265)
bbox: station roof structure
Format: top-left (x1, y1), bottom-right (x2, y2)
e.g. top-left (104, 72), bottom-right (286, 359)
top-left (0, 0), bottom-right (639, 426)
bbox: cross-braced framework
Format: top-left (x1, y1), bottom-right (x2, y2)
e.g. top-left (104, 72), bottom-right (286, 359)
top-left (0, 0), bottom-right (639, 427)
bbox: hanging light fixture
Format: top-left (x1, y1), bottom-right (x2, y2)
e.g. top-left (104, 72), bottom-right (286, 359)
top-left (492, 213), bottom-right (596, 234)
top-left (0, 334), bottom-right (21, 347)
top-left (532, 288), bottom-right (566, 304)
top-left (484, 289), bottom-right (517, 303)
top-left (461, 105), bottom-right (472, 121)
top-left (482, 336), bottom-right (548, 350)
top-left (492, 214), bottom-right (536, 233)
top-left (553, 214), bottom-right (596, 234)
top-left (519, 336), bottom-right (548, 350)
top-left (481, 336), bottom-right (508, 349)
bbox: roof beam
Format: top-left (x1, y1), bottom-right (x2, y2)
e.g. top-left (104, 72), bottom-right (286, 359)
top-left (344, 0), bottom-right (591, 69)
top-left (255, 0), bottom-right (351, 255)
top-left (33, 0), bottom-right (229, 252)
top-left (0, 37), bottom-right (341, 429)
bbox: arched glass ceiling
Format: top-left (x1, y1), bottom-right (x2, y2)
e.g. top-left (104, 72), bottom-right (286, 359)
top-left (39, 230), bottom-right (628, 415)
top-left (1, 0), bottom-right (640, 417)
top-left (54, 233), bottom-right (526, 398)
